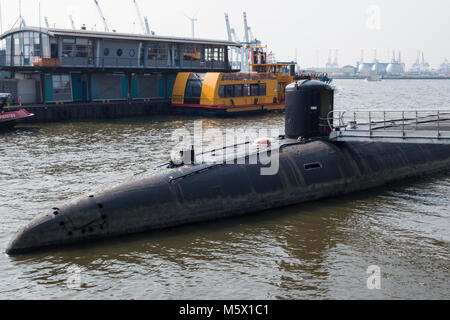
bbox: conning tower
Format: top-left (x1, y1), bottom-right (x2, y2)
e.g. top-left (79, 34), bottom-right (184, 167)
top-left (285, 80), bottom-right (334, 139)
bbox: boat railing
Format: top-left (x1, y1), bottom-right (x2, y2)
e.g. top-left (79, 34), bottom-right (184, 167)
top-left (327, 109), bottom-right (450, 144)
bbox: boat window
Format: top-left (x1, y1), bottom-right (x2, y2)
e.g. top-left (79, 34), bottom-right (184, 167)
top-left (184, 74), bottom-right (204, 104)
top-left (244, 84), bottom-right (251, 96)
top-left (224, 85), bottom-right (234, 98)
top-left (219, 83), bottom-right (266, 98)
top-left (250, 84), bottom-right (259, 96)
top-left (234, 85), bottom-right (244, 97)
top-left (259, 83), bottom-right (267, 96)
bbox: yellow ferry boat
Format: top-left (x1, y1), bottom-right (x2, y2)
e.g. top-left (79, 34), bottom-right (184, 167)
top-left (171, 45), bottom-right (296, 115)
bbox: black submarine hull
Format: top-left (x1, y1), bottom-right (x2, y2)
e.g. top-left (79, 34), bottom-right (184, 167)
top-left (6, 139), bottom-right (450, 255)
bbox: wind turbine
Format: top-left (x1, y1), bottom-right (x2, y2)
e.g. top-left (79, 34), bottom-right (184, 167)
top-left (184, 12), bottom-right (198, 38)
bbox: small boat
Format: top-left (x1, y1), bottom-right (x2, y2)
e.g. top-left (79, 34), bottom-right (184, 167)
top-left (366, 74), bottom-right (383, 82)
top-left (0, 93), bottom-right (34, 130)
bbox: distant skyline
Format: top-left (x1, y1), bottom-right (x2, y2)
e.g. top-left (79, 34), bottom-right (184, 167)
top-left (0, 0), bottom-right (449, 68)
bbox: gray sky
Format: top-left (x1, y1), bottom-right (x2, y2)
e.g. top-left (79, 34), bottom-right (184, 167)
top-left (1, 0), bottom-right (449, 68)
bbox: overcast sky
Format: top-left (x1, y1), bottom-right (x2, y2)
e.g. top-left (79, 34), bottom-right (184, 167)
top-left (1, 0), bottom-right (449, 68)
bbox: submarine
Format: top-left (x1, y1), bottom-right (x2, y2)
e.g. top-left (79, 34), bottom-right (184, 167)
top-left (6, 80), bottom-right (450, 255)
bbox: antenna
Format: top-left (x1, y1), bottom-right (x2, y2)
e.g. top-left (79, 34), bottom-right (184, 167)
top-left (93, 0), bottom-right (110, 32)
top-left (184, 13), bottom-right (198, 38)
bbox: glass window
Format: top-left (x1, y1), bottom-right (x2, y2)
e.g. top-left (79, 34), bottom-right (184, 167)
top-left (243, 84), bottom-right (251, 96)
top-left (219, 86), bottom-right (225, 98)
top-left (14, 38), bottom-right (21, 56)
top-left (62, 44), bottom-right (74, 57)
top-left (52, 75), bottom-right (71, 92)
top-left (224, 85), bottom-right (234, 98)
top-left (250, 84), bottom-right (258, 96)
top-left (184, 75), bottom-right (204, 104)
top-left (234, 85), bottom-right (243, 97)
top-left (63, 38), bottom-right (76, 44)
top-left (147, 43), bottom-right (168, 61)
top-left (183, 44), bottom-right (201, 61)
top-left (259, 83), bottom-right (266, 96)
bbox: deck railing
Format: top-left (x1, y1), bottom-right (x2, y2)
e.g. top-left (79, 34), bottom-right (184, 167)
top-left (328, 110), bottom-right (450, 144)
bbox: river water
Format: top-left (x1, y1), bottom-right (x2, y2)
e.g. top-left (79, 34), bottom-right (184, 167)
top-left (0, 80), bottom-right (449, 300)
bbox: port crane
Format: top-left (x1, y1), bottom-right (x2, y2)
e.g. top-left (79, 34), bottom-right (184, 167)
top-left (93, 0), bottom-right (110, 32)
top-left (69, 15), bottom-right (76, 30)
top-left (10, 0), bottom-right (26, 29)
top-left (224, 12), bottom-right (260, 71)
top-left (132, 0), bottom-right (152, 35)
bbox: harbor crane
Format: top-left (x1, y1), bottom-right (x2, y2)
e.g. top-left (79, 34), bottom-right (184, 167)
top-left (225, 13), bottom-right (232, 42)
top-left (132, 0), bottom-right (152, 35)
top-left (69, 15), bottom-right (76, 30)
top-left (243, 12), bottom-right (250, 43)
top-left (93, 0), bottom-right (110, 32)
top-left (144, 17), bottom-right (153, 35)
top-left (10, 0), bottom-right (26, 29)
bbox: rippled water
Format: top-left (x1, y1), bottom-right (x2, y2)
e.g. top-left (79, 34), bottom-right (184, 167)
top-left (1, 80), bottom-right (449, 300)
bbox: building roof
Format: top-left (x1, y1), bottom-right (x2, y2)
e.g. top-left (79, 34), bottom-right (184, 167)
top-left (1, 27), bottom-right (241, 47)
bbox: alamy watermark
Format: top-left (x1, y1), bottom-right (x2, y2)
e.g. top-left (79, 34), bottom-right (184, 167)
top-left (170, 120), bottom-right (281, 176)
top-left (367, 265), bottom-right (381, 290)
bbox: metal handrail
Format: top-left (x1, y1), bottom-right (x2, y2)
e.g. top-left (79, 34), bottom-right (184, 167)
top-left (328, 109), bottom-right (450, 138)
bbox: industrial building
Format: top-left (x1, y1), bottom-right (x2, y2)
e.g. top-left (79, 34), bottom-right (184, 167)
top-left (0, 27), bottom-right (240, 105)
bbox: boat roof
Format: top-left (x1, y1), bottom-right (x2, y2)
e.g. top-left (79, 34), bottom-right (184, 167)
top-left (1, 27), bottom-right (242, 47)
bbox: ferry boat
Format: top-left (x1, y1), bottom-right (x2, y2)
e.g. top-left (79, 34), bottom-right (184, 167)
top-left (0, 94), bottom-right (34, 130)
top-left (172, 45), bottom-right (326, 115)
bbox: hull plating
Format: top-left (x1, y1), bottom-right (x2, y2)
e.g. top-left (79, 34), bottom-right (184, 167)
top-left (6, 140), bottom-right (450, 254)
